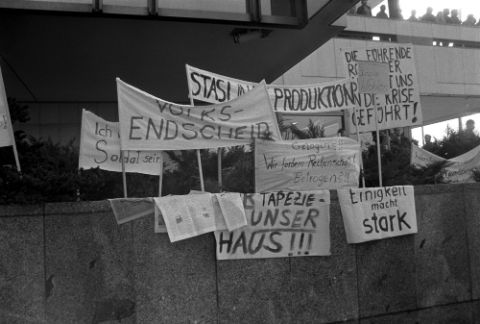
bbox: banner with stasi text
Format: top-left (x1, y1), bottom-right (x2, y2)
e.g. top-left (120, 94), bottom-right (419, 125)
top-left (338, 186), bottom-right (417, 243)
top-left (215, 190), bottom-right (331, 260)
top-left (255, 137), bottom-right (361, 192)
top-left (341, 44), bottom-right (423, 132)
top-left (79, 110), bottom-right (163, 175)
top-left (117, 78), bottom-right (282, 151)
top-left (186, 64), bottom-right (358, 113)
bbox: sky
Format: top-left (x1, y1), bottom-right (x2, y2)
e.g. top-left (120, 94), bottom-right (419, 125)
top-left (372, 0), bottom-right (480, 20)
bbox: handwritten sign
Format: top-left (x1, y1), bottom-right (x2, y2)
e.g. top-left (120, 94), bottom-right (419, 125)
top-left (338, 186), bottom-right (417, 243)
top-left (186, 64), bottom-right (358, 113)
top-left (357, 60), bottom-right (390, 94)
top-left (79, 110), bottom-right (163, 175)
top-left (342, 44), bottom-right (423, 132)
top-left (410, 143), bottom-right (446, 168)
top-left (215, 190), bottom-right (331, 260)
top-left (117, 78), bottom-right (282, 151)
top-left (0, 67), bottom-right (14, 147)
top-left (441, 144), bottom-right (480, 183)
top-left (255, 138), bottom-right (361, 192)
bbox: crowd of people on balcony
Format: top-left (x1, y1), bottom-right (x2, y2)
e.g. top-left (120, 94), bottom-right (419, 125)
top-left (352, 0), bottom-right (479, 26)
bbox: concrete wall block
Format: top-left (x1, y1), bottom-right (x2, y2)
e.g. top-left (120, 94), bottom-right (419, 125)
top-left (0, 215), bottom-right (45, 324)
top-left (464, 185), bottom-right (480, 299)
top-left (133, 216), bottom-right (217, 324)
top-left (45, 210), bottom-right (135, 324)
top-left (414, 190), bottom-right (471, 308)
top-left (356, 234), bottom-right (417, 317)
top-left (290, 201), bottom-right (358, 323)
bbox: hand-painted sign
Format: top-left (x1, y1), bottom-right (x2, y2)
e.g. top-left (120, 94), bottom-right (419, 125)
top-left (117, 78), bottom-right (282, 151)
top-left (441, 144), bottom-right (480, 183)
top-left (186, 64), bottom-right (358, 113)
top-left (215, 190), bottom-right (331, 260)
top-left (255, 137), bottom-right (361, 192)
top-left (338, 186), bottom-right (417, 243)
top-left (0, 67), bottom-right (14, 148)
top-left (342, 44), bottom-right (423, 132)
top-left (79, 110), bottom-right (163, 175)
top-left (410, 143), bottom-right (446, 168)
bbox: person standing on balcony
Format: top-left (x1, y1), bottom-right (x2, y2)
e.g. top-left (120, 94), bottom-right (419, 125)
top-left (443, 8), bottom-right (452, 24)
top-left (421, 7), bottom-right (436, 23)
top-left (356, 0), bottom-right (372, 16)
top-left (408, 10), bottom-right (418, 21)
top-left (463, 14), bottom-right (477, 26)
top-left (436, 11), bottom-right (445, 24)
top-left (450, 9), bottom-right (461, 24)
top-left (376, 5), bottom-right (389, 18)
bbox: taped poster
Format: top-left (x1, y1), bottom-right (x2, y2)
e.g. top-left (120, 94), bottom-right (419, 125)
top-left (109, 197), bottom-right (156, 225)
top-left (255, 137), bottom-right (361, 192)
top-left (186, 64), bottom-right (358, 113)
top-left (79, 110), bottom-right (163, 175)
top-left (215, 190), bottom-right (331, 260)
top-left (410, 143), bottom-right (446, 168)
top-left (0, 66), bottom-right (14, 147)
top-left (338, 186), bottom-right (417, 243)
top-left (441, 144), bottom-right (480, 183)
top-left (341, 44), bottom-right (423, 132)
top-left (117, 78), bottom-right (282, 151)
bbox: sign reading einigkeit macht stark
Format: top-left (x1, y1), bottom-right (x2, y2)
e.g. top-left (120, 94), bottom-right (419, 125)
top-left (254, 138), bottom-right (361, 192)
top-left (341, 44), bottom-right (423, 132)
top-left (186, 64), bottom-right (359, 113)
top-left (337, 186), bottom-right (417, 244)
top-left (117, 78), bottom-right (282, 151)
top-left (215, 190), bottom-right (331, 260)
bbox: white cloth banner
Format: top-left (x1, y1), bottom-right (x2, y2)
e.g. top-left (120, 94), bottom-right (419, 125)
top-left (154, 192), bottom-right (247, 242)
top-left (255, 137), bottom-right (361, 192)
top-left (410, 143), bottom-right (446, 168)
top-left (338, 186), bottom-right (417, 243)
top-left (79, 109), bottom-right (163, 175)
top-left (117, 78), bottom-right (282, 151)
top-left (215, 190), bottom-right (331, 260)
top-left (441, 144), bottom-right (480, 183)
top-left (186, 64), bottom-right (358, 113)
top-left (0, 67), bottom-right (14, 147)
top-left (341, 44), bottom-right (423, 132)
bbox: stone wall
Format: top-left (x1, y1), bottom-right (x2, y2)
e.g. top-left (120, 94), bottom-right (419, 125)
top-left (1, 183), bottom-right (479, 323)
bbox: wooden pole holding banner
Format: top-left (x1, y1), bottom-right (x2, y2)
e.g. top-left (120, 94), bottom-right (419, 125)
top-left (374, 96), bottom-right (383, 187)
top-left (158, 161), bottom-right (163, 197)
top-left (352, 108), bottom-right (366, 188)
top-left (120, 151), bottom-right (128, 198)
top-left (185, 66), bottom-right (206, 192)
top-left (217, 148), bottom-right (223, 191)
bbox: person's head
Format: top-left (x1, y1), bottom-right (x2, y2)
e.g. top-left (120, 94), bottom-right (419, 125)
top-left (425, 134), bottom-right (432, 143)
top-left (443, 8), bottom-right (450, 16)
top-left (337, 128), bottom-right (345, 137)
top-left (466, 119), bottom-right (475, 131)
top-left (380, 4), bottom-right (386, 12)
top-left (361, 0), bottom-right (368, 5)
top-left (467, 14), bottom-right (474, 20)
top-left (451, 9), bottom-right (458, 17)
top-left (411, 9), bottom-right (416, 16)
top-left (393, 128), bottom-right (403, 136)
top-left (427, 7), bottom-right (433, 14)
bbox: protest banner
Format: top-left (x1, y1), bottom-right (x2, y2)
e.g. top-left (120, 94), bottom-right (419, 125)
top-left (79, 110), bottom-right (163, 175)
top-left (410, 143), bottom-right (446, 168)
top-left (215, 190), bottom-right (331, 260)
top-left (117, 78), bottom-right (282, 151)
top-left (338, 186), bottom-right (417, 243)
top-left (441, 144), bottom-right (480, 183)
top-left (0, 66), bottom-right (20, 172)
top-left (342, 44), bottom-right (423, 132)
top-left (186, 64), bottom-right (358, 113)
top-left (255, 137), bottom-right (361, 192)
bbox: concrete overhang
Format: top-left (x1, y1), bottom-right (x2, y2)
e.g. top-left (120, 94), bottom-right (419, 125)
top-left (0, 0), bottom-right (358, 103)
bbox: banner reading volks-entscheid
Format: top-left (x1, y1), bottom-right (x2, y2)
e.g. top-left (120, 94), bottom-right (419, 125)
top-left (117, 78), bottom-right (282, 151)
top-left (186, 64), bottom-right (358, 113)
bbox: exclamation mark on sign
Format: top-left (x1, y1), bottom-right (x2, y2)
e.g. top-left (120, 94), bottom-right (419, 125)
top-left (412, 102), bottom-right (418, 123)
top-left (289, 233), bottom-right (296, 256)
top-left (305, 234), bottom-right (313, 255)
top-left (297, 233), bottom-right (305, 255)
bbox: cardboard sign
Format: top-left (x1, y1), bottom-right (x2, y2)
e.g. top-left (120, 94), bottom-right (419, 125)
top-left (441, 144), bottom-right (480, 183)
top-left (0, 67), bottom-right (14, 147)
top-left (342, 44), bottom-right (423, 132)
top-left (186, 64), bottom-right (358, 113)
top-left (79, 110), bottom-right (163, 175)
top-left (215, 190), bottom-right (331, 260)
top-left (410, 143), bottom-right (446, 168)
top-left (255, 137), bottom-right (361, 192)
top-left (117, 78), bottom-right (282, 151)
top-left (338, 186), bottom-right (417, 243)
